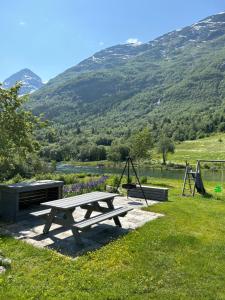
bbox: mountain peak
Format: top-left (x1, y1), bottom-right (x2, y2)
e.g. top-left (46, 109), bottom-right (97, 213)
top-left (3, 69), bottom-right (44, 95)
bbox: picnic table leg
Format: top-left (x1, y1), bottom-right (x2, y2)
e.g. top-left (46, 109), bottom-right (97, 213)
top-left (84, 202), bottom-right (101, 219)
top-left (84, 208), bottom-right (93, 219)
top-left (43, 208), bottom-right (57, 234)
top-left (64, 210), bottom-right (83, 245)
top-left (106, 199), bottom-right (122, 227)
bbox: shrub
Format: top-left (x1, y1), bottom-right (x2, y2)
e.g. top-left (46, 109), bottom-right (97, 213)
top-left (140, 176), bottom-right (148, 184)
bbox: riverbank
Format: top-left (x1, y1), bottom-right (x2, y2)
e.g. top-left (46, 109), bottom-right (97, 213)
top-left (66, 159), bottom-right (185, 170)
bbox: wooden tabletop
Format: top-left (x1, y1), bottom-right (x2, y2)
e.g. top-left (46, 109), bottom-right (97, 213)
top-left (41, 191), bottom-right (119, 210)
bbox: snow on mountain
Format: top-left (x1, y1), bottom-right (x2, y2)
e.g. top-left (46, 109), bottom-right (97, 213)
top-left (3, 69), bottom-right (44, 95)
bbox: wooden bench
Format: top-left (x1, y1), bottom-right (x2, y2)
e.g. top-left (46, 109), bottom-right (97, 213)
top-left (30, 209), bottom-right (51, 217)
top-left (128, 185), bottom-right (168, 201)
top-left (73, 207), bottom-right (132, 231)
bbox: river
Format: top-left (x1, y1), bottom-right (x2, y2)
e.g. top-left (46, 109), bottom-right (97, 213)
top-left (56, 163), bottom-right (225, 182)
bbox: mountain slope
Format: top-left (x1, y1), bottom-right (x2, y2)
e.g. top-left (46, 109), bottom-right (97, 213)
top-left (3, 69), bottom-right (44, 95)
top-left (31, 11), bottom-right (225, 141)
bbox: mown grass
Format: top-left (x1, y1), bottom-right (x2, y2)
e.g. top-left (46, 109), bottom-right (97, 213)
top-left (1, 178), bottom-right (225, 299)
top-left (166, 133), bottom-right (225, 165)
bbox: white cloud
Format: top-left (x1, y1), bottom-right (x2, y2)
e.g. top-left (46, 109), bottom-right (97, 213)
top-left (19, 21), bottom-right (26, 26)
top-left (99, 41), bottom-right (104, 46)
top-left (126, 38), bottom-right (142, 45)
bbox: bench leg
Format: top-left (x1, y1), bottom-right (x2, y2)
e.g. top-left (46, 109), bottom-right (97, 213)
top-left (113, 216), bottom-right (122, 227)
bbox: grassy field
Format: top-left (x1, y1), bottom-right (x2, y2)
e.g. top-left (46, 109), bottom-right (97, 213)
top-left (166, 133), bottom-right (225, 165)
top-left (1, 178), bottom-right (225, 299)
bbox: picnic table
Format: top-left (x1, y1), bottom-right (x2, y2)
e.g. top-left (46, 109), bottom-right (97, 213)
top-left (31, 191), bottom-right (132, 244)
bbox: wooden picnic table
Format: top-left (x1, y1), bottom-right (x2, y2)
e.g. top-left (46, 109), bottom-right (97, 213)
top-left (31, 191), bottom-right (132, 244)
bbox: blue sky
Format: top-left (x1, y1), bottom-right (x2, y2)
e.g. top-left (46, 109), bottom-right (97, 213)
top-left (1, 0), bottom-right (225, 82)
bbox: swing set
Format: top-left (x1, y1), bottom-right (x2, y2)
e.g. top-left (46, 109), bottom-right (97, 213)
top-left (182, 160), bottom-right (225, 197)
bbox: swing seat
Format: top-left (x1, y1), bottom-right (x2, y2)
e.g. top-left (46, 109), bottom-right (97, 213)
top-left (122, 183), bottom-right (136, 190)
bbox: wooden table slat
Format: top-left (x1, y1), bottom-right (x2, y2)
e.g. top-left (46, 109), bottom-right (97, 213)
top-left (41, 192), bottom-right (119, 210)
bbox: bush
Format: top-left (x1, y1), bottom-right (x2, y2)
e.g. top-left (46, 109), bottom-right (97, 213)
top-left (106, 175), bottom-right (120, 187)
top-left (11, 174), bottom-right (24, 183)
top-left (140, 176), bottom-right (148, 184)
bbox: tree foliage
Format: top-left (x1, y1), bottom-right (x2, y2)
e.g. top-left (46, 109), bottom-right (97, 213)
top-left (0, 83), bottom-right (45, 179)
top-left (157, 136), bottom-right (175, 165)
top-left (107, 144), bottom-right (130, 162)
top-left (130, 128), bottom-right (153, 161)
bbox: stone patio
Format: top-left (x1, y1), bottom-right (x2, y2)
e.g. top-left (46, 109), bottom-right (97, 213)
top-left (0, 196), bottom-right (164, 258)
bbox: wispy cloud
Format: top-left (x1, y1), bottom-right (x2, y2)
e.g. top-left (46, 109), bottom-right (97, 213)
top-left (99, 41), bottom-right (104, 46)
top-left (19, 21), bottom-right (26, 26)
top-left (126, 38), bottom-right (142, 45)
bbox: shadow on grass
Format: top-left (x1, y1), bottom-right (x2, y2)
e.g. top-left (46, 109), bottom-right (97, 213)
top-left (29, 224), bottom-right (131, 257)
top-left (202, 193), bottom-right (213, 199)
top-left (1, 212), bottom-right (131, 258)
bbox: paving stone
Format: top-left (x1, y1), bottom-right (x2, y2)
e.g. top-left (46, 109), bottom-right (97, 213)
top-left (0, 196), bottom-right (164, 258)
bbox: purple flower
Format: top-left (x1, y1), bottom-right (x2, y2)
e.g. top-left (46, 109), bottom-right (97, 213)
top-left (63, 175), bottom-right (109, 196)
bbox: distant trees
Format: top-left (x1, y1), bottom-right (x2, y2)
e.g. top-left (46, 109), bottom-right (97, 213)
top-left (79, 146), bottom-right (106, 161)
top-left (157, 136), bottom-right (175, 165)
top-left (218, 122), bottom-right (225, 132)
top-left (107, 145), bottom-right (130, 162)
top-left (96, 137), bottom-right (113, 146)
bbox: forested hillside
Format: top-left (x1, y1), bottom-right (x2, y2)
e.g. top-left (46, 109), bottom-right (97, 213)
top-left (28, 12), bottom-right (225, 161)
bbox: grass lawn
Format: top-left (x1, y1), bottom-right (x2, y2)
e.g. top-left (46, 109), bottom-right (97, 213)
top-left (1, 178), bottom-right (225, 299)
top-left (166, 133), bottom-right (225, 165)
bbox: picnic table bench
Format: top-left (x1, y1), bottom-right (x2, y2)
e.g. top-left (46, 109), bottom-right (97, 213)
top-left (31, 191), bottom-right (132, 244)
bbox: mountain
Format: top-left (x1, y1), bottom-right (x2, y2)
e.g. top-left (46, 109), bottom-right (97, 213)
top-left (31, 11), bottom-right (225, 142)
top-left (3, 69), bottom-right (44, 95)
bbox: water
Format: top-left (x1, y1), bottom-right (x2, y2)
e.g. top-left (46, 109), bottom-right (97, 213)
top-left (56, 163), bottom-right (225, 182)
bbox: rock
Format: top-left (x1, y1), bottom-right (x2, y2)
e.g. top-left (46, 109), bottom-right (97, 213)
top-left (106, 185), bottom-right (117, 193)
top-left (0, 266), bottom-right (6, 274)
top-left (1, 258), bottom-right (11, 268)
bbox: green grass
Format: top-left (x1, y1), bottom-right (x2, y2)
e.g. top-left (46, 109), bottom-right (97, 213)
top-left (1, 178), bottom-right (225, 299)
top-left (154, 133), bottom-right (225, 166)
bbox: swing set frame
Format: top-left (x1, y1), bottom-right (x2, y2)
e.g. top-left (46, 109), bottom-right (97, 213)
top-left (182, 160), bottom-right (225, 196)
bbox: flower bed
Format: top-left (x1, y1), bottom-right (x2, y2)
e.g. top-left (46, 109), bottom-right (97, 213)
top-left (63, 175), bottom-right (109, 197)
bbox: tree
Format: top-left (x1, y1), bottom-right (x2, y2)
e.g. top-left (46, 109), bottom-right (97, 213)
top-left (0, 83), bottom-right (44, 178)
top-left (78, 145), bottom-right (106, 161)
top-left (157, 136), bottom-right (175, 165)
top-left (107, 145), bottom-right (130, 162)
top-left (129, 128), bottom-right (153, 162)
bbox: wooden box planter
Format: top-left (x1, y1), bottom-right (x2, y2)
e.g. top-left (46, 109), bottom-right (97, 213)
top-left (128, 185), bottom-right (168, 201)
top-left (0, 180), bottom-right (64, 222)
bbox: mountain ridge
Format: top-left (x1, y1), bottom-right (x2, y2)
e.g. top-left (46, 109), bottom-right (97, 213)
top-left (3, 69), bottom-right (44, 95)
top-left (30, 11), bottom-right (225, 143)
top-left (38, 10), bottom-right (225, 90)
